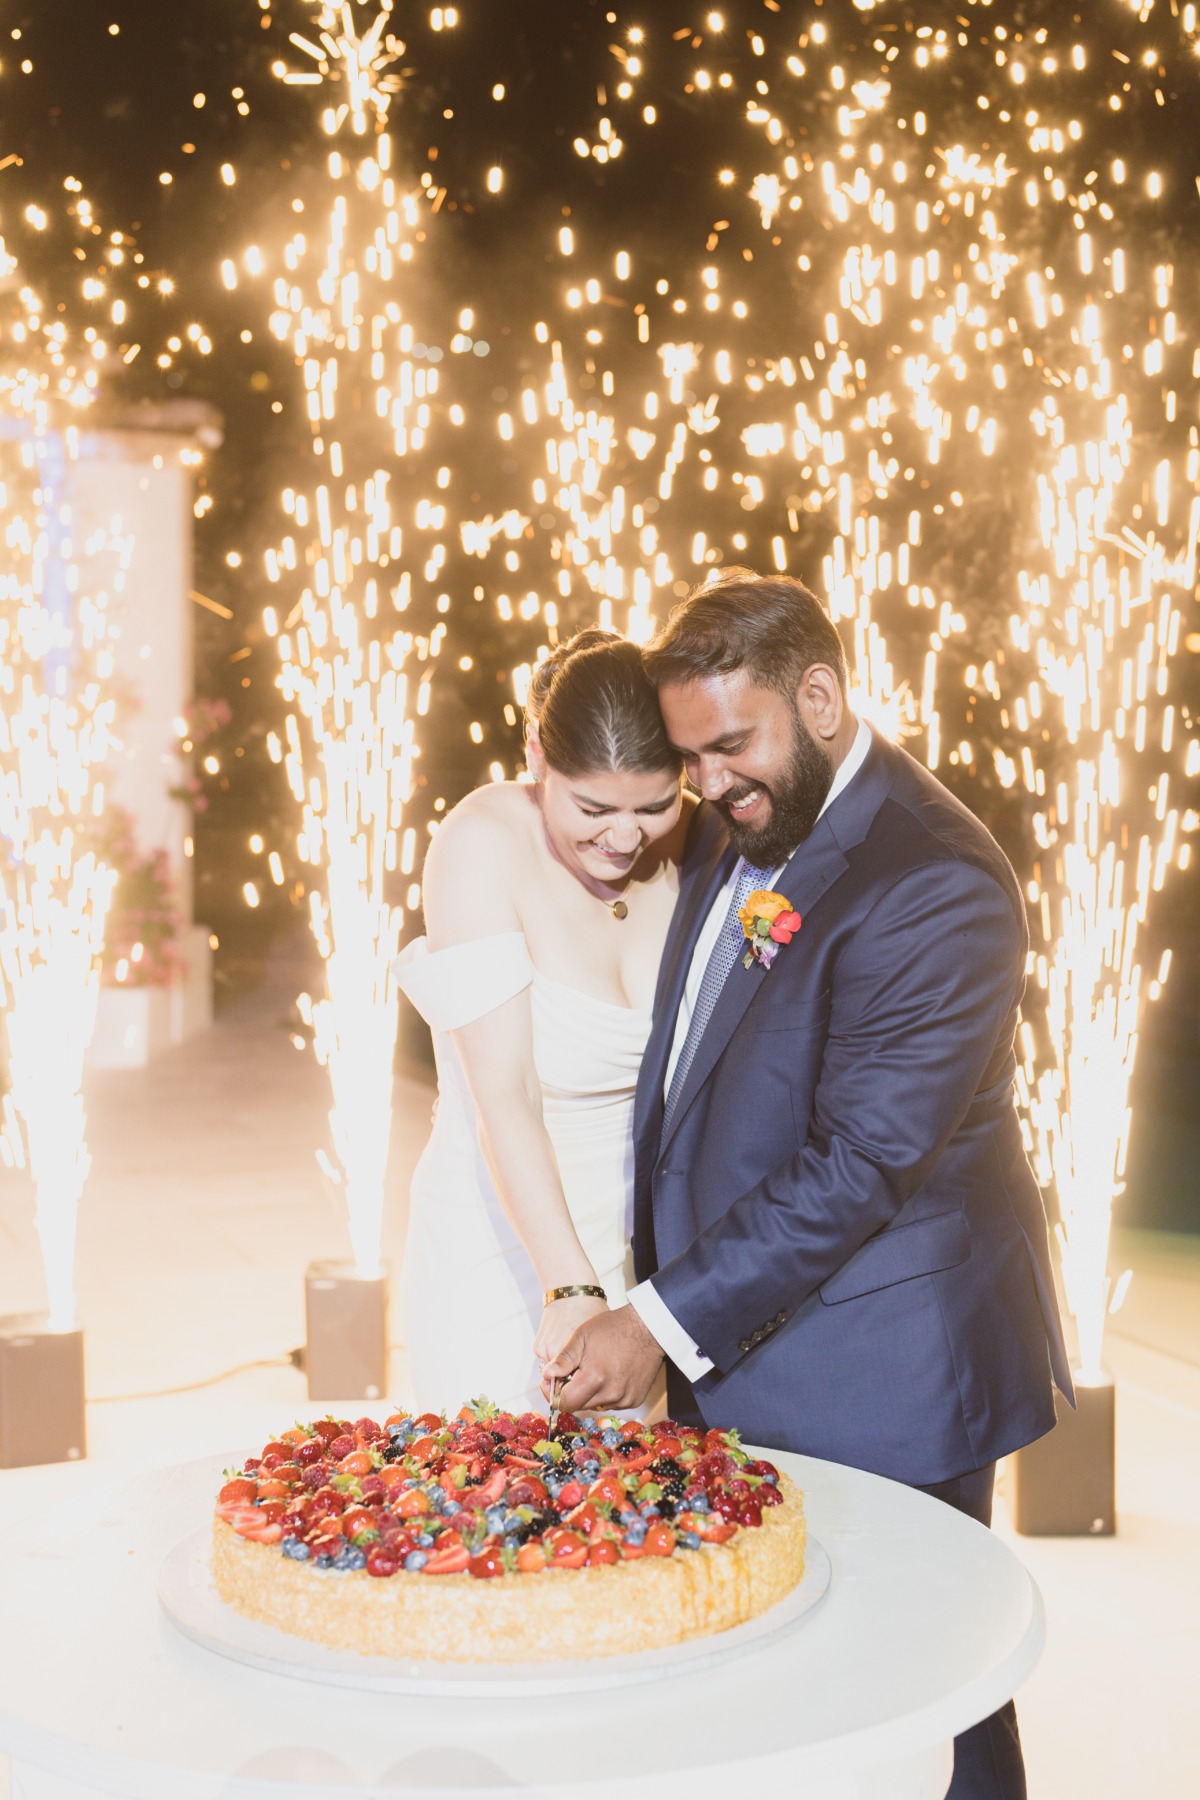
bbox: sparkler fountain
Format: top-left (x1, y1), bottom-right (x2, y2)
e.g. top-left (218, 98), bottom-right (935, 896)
top-left (256, 0), bottom-right (471, 1396)
top-left (1008, 428), bottom-right (1196, 1530)
top-left (0, 254), bottom-right (123, 1465)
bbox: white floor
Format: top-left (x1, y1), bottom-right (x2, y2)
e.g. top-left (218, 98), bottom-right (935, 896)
top-left (1, 955), bottom-right (1198, 1797)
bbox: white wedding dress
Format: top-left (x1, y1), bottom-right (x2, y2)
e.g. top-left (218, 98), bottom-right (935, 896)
top-left (393, 932), bottom-right (652, 1415)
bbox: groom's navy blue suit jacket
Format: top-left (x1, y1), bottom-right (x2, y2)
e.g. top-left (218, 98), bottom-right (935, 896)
top-left (633, 724), bottom-right (1072, 1486)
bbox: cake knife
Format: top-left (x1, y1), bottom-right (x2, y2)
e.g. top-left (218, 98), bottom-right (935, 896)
top-left (547, 1375), bottom-right (563, 1439)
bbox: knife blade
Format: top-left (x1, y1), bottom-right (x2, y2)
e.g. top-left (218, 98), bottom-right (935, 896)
top-left (547, 1375), bottom-right (563, 1439)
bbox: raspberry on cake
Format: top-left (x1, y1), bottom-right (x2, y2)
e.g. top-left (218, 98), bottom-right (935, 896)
top-left (211, 1400), bottom-right (806, 1662)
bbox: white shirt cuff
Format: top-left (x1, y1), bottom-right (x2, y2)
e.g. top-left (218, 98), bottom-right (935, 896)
top-left (628, 1280), bottom-right (715, 1381)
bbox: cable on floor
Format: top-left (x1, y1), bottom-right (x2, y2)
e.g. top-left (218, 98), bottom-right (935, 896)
top-left (88, 1354), bottom-right (301, 1404)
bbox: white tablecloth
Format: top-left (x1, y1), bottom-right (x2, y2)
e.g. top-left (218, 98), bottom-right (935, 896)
top-left (0, 1448), bottom-right (1043, 1800)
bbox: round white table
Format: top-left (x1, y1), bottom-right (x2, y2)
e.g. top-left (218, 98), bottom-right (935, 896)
top-left (0, 1449), bottom-right (1043, 1800)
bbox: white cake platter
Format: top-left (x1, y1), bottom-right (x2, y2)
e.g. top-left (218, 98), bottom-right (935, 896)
top-left (158, 1525), bottom-right (831, 1696)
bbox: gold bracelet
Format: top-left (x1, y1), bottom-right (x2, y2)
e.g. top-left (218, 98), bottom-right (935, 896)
top-left (544, 1284), bottom-right (607, 1305)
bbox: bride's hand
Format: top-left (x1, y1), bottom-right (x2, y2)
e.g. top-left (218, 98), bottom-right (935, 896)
top-left (534, 1293), bottom-right (609, 1366)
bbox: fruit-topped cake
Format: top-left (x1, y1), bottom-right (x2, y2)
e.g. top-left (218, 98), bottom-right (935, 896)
top-left (211, 1399), bottom-right (806, 1662)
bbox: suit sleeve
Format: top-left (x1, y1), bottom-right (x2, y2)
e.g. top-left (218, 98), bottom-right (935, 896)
top-left (649, 858), bottom-right (1025, 1375)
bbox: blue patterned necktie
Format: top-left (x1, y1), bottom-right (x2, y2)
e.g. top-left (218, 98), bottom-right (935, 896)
top-left (661, 859), bottom-right (774, 1140)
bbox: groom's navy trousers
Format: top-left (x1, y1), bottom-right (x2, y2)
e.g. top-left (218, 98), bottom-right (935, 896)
top-left (633, 726), bottom-right (1071, 1800)
top-left (920, 1466), bottom-right (1026, 1800)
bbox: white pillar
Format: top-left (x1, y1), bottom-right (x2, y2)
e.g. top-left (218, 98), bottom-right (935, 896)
top-left (70, 404), bottom-right (224, 1068)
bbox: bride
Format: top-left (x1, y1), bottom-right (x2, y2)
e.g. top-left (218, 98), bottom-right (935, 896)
top-left (394, 629), bottom-right (694, 1415)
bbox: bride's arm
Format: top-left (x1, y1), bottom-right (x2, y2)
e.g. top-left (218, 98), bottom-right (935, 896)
top-left (423, 798), bottom-right (607, 1360)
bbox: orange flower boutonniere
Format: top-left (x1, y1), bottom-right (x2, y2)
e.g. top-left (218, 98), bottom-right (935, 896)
top-left (739, 890), bottom-right (802, 970)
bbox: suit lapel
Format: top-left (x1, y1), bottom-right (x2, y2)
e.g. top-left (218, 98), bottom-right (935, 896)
top-left (647, 724), bottom-right (897, 1163)
top-left (633, 809), bottom-right (735, 1158)
top-left (656, 816), bottom-right (850, 1160)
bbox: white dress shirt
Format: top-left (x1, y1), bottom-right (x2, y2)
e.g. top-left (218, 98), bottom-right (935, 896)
top-left (629, 717), bottom-right (871, 1379)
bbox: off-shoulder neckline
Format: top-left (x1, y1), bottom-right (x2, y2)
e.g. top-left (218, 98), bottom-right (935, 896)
top-left (403, 932), bottom-right (652, 1016)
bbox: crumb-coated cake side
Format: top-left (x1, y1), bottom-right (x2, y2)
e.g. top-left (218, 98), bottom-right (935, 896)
top-left (210, 1401), bottom-right (806, 1664)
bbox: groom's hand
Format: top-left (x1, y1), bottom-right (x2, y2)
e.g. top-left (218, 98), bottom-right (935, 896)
top-left (541, 1304), bottom-right (663, 1413)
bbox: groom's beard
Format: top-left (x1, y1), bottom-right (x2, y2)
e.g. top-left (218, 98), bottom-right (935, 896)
top-left (716, 716), bottom-right (834, 867)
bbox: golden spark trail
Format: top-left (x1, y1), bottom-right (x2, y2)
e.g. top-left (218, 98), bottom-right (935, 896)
top-left (0, 243), bottom-right (124, 1329)
top-left (1012, 434), bottom-right (1195, 1380)
top-left (258, 0), bottom-right (458, 1274)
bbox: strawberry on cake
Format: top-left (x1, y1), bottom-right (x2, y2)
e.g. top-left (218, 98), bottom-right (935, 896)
top-left (211, 1399), bottom-right (806, 1662)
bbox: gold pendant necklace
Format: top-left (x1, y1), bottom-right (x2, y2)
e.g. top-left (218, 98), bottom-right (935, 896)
top-left (610, 898), bottom-right (629, 920)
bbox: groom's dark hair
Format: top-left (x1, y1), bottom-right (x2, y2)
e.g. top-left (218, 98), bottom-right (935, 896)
top-left (644, 569), bottom-right (849, 702)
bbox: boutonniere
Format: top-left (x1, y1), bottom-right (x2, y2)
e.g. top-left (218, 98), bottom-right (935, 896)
top-left (739, 890), bottom-right (802, 969)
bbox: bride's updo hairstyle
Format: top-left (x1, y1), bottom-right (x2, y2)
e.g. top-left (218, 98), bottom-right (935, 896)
top-left (525, 628), bottom-right (681, 779)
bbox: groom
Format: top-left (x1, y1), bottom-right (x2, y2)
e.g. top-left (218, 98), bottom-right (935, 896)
top-left (544, 571), bottom-right (1072, 1800)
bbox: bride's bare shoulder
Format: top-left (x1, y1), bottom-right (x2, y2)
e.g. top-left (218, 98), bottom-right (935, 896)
top-left (439, 780), bottom-right (535, 836)
top-left (424, 783), bottom-right (535, 884)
